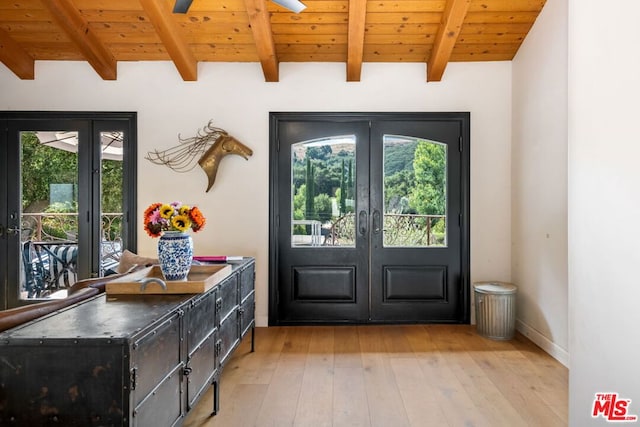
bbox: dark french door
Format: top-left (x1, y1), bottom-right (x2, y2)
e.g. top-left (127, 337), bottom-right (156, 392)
top-left (269, 112), bottom-right (470, 324)
top-left (0, 112), bottom-right (136, 309)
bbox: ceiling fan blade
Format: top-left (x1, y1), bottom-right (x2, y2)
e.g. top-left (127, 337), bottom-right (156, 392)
top-left (271, 0), bottom-right (307, 13)
top-left (173, 0), bottom-right (194, 13)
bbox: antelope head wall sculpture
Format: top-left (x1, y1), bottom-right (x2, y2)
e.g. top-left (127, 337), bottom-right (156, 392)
top-left (145, 121), bottom-right (253, 192)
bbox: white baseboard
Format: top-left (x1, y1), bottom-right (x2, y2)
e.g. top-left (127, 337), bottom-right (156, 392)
top-left (256, 315), bottom-right (269, 327)
top-left (516, 319), bottom-right (569, 368)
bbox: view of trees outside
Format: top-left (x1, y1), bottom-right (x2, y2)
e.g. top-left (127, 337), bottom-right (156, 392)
top-left (291, 136), bottom-right (356, 246)
top-left (20, 131), bottom-right (123, 241)
top-left (290, 134), bottom-right (447, 247)
top-left (18, 132), bottom-right (124, 298)
top-left (383, 135), bottom-right (447, 247)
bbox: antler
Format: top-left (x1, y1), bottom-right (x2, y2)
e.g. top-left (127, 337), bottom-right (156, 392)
top-left (145, 120), bottom-right (229, 172)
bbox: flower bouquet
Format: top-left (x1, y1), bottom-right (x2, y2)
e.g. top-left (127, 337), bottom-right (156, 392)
top-left (143, 202), bottom-right (206, 280)
top-left (144, 202), bottom-right (206, 238)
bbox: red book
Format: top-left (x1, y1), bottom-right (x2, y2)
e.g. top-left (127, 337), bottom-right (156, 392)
top-left (193, 255), bottom-right (243, 262)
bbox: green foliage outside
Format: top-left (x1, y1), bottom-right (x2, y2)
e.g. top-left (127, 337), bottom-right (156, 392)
top-left (293, 144), bottom-right (356, 231)
top-left (409, 141), bottom-right (446, 216)
top-left (102, 158), bottom-right (124, 213)
top-left (293, 184), bottom-right (307, 234)
top-left (20, 131), bottom-right (123, 239)
top-left (384, 140), bottom-right (417, 176)
top-left (385, 170), bottom-right (416, 213)
top-left (339, 159), bottom-right (347, 215)
top-left (314, 194), bottom-right (332, 222)
top-left (305, 157), bottom-right (315, 221)
top-left (21, 132), bottom-right (77, 212)
top-left (291, 137), bottom-right (447, 246)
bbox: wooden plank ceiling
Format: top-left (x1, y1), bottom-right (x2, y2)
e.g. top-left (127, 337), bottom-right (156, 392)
top-left (0, 0), bottom-right (546, 82)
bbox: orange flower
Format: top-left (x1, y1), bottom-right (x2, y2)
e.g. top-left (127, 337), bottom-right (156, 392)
top-left (144, 202), bottom-right (162, 222)
top-left (189, 206), bottom-right (206, 231)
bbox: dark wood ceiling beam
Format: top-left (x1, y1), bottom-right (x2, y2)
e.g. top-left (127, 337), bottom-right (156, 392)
top-left (0, 28), bottom-right (34, 79)
top-left (139, 0), bottom-right (198, 81)
top-left (427, 0), bottom-right (471, 82)
top-left (244, 0), bottom-right (279, 82)
top-left (40, 0), bottom-right (116, 80)
top-left (346, 0), bottom-right (367, 82)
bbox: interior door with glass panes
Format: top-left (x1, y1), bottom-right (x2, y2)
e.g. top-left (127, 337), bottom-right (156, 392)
top-left (7, 121), bottom-right (88, 305)
top-left (271, 113), bottom-right (469, 324)
top-left (275, 119), bottom-right (371, 322)
top-left (369, 119), bottom-right (467, 322)
top-left (2, 118), bottom-right (127, 308)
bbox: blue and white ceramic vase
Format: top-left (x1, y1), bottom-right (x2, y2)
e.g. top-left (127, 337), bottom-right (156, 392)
top-left (157, 231), bottom-right (193, 281)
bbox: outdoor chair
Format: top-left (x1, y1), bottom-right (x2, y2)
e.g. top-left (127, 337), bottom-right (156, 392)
top-left (21, 241), bottom-right (49, 298)
top-left (23, 242), bottom-right (78, 297)
top-left (101, 236), bottom-right (123, 275)
top-left (40, 244), bottom-right (78, 291)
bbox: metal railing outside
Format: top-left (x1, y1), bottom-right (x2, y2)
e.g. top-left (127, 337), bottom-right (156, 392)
top-left (325, 213), bottom-right (446, 247)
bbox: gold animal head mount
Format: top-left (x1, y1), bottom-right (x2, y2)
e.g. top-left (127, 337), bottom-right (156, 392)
top-left (198, 134), bottom-right (253, 192)
top-left (145, 120), bottom-right (253, 192)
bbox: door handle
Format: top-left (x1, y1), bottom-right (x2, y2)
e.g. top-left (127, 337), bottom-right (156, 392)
top-left (6, 227), bottom-right (20, 235)
top-left (372, 210), bottom-right (381, 234)
top-left (358, 210), bottom-right (367, 236)
top-left (7, 212), bottom-right (20, 237)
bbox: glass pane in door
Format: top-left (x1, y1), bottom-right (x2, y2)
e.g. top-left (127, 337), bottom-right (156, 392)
top-left (20, 131), bottom-right (79, 299)
top-left (100, 131), bottom-right (124, 275)
top-left (290, 135), bottom-right (356, 247)
top-left (383, 135), bottom-right (447, 247)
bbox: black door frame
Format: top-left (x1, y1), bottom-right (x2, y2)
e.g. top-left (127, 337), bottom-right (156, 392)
top-left (0, 111), bottom-right (137, 309)
top-left (269, 112), bottom-right (470, 325)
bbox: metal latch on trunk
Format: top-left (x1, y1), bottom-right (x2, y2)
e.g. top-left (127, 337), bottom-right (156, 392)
top-left (130, 367), bottom-right (137, 390)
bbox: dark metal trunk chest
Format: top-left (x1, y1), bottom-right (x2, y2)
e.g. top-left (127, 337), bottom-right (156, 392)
top-left (0, 258), bottom-right (255, 426)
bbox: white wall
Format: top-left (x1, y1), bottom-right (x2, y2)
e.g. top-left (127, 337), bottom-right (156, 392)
top-left (0, 60), bottom-right (512, 327)
top-left (568, 1), bottom-right (640, 425)
top-left (512, 0), bottom-right (569, 366)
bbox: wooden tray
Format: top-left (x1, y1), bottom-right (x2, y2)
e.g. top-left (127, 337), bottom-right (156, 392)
top-left (105, 264), bottom-right (233, 295)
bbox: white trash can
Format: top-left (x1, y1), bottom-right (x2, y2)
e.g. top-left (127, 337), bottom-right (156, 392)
top-left (474, 281), bottom-right (517, 340)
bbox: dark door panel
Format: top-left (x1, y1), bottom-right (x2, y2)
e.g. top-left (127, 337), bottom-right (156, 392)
top-left (369, 119), bottom-right (465, 322)
top-left (275, 119), bottom-right (370, 322)
top-left (270, 113), bottom-right (470, 324)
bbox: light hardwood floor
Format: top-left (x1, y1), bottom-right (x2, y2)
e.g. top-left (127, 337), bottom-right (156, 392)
top-left (183, 325), bottom-right (568, 427)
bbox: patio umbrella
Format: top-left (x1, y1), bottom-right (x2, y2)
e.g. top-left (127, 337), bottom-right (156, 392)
top-left (35, 131), bottom-right (123, 161)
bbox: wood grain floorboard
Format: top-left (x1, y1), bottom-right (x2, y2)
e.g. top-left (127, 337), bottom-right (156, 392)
top-left (334, 326), bottom-right (363, 369)
top-left (183, 325), bottom-right (568, 427)
top-left (332, 366), bottom-right (371, 427)
top-left (293, 326), bottom-right (335, 427)
top-left (358, 326), bottom-right (412, 427)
